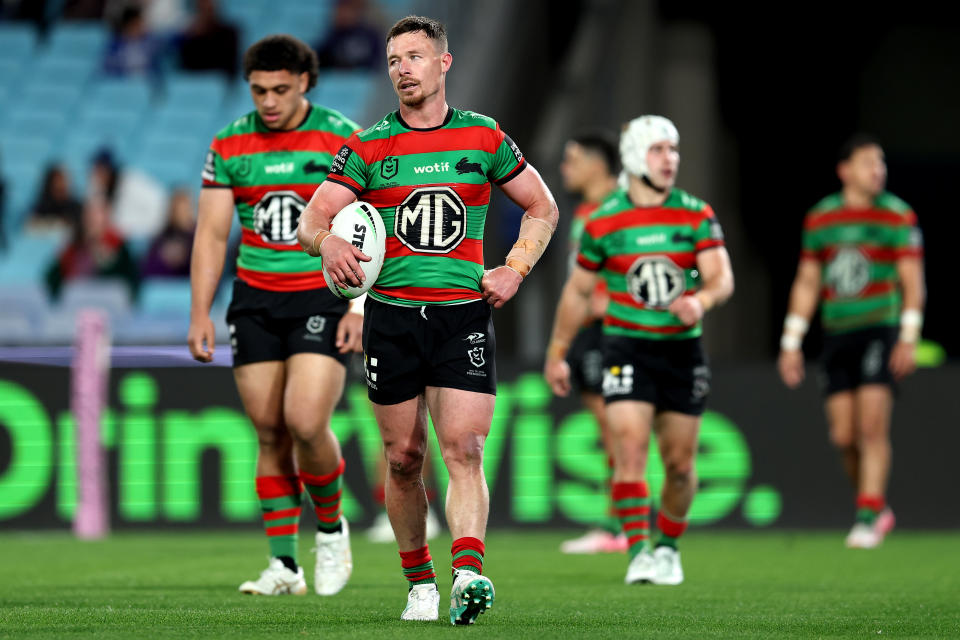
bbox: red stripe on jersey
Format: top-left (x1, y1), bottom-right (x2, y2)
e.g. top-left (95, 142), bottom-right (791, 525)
top-left (604, 316), bottom-right (690, 334)
top-left (576, 255), bottom-right (601, 271)
top-left (386, 237), bottom-right (483, 263)
top-left (232, 183), bottom-right (317, 204)
top-left (823, 281), bottom-right (896, 300)
top-left (372, 285), bottom-right (482, 302)
top-left (604, 252), bottom-right (697, 273)
top-left (804, 209), bottom-right (914, 231)
top-left (609, 289), bottom-right (697, 309)
top-left (241, 228), bottom-right (303, 251)
top-left (695, 238), bottom-right (724, 252)
top-left (364, 182), bottom-right (491, 208)
top-left (326, 173), bottom-right (363, 194)
top-left (586, 208), bottom-right (710, 238)
top-left (213, 130), bottom-right (350, 161)
top-left (237, 267), bottom-right (326, 291)
top-left (354, 125), bottom-right (503, 159)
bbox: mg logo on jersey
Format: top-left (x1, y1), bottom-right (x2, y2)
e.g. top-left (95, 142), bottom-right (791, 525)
top-left (253, 190), bottom-right (306, 244)
top-left (826, 247), bottom-right (870, 297)
top-left (626, 256), bottom-right (685, 308)
top-left (395, 187), bottom-right (467, 253)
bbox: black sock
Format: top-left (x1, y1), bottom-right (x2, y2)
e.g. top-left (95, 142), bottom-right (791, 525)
top-left (277, 555), bottom-right (298, 572)
top-left (318, 521), bottom-right (343, 534)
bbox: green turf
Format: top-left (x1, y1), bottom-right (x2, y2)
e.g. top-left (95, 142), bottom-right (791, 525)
top-left (0, 530), bottom-right (957, 639)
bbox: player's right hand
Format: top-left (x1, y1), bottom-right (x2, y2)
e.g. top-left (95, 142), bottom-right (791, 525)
top-left (188, 314), bottom-right (216, 363)
top-left (544, 357), bottom-right (572, 397)
top-left (777, 349), bottom-right (805, 389)
top-left (321, 235), bottom-right (371, 288)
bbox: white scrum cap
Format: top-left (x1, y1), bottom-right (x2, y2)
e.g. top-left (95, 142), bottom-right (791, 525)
top-left (620, 115), bottom-right (679, 178)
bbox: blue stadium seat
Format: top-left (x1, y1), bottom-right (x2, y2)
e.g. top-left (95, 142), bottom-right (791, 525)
top-left (0, 23), bottom-right (40, 62)
top-left (0, 283), bottom-right (50, 344)
top-left (45, 21), bottom-right (109, 58)
top-left (22, 82), bottom-right (86, 115)
top-left (57, 279), bottom-right (134, 320)
top-left (86, 77), bottom-right (154, 113)
top-left (139, 278), bottom-right (192, 316)
top-left (31, 54), bottom-right (97, 88)
top-left (269, 4), bottom-right (333, 45)
top-left (148, 103), bottom-right (218, 142)
top-left (130, 132), bottom-right (208, 187)
top-left (163, 72), bottom-right (229, 109)
top-left (1, 108), bottom-right (69, 141)
top-left (1, 135), bottom-right (53, 233)
top-left (313, 71), bottom-right (375, 122)
top-left (0, 229), bottom-right (66, 285)
top-left (59, 131), bottom-right (127, 191)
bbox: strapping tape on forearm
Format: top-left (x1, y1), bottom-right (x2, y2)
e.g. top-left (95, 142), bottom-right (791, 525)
top-left (780, 313), bottom-right (809, 351)
top-left (899, 308), bottom-right (923, 343)
top-left (505, 214), bottom-right (555, 278)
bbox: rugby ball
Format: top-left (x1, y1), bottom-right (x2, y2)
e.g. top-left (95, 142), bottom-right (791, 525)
top-left (323, 201), bottom-right (386, 299)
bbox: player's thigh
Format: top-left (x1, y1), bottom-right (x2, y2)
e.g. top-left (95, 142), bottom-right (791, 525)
top-left (654, 411), bottom-right (701, 475)
top-left (825, 391), bottom-right (856, 448)
top-left (854, 384), bottom-right (893, 440)
top-left (426, 386), bottom-right (494, 467)
top-left (363, 301), bottom-right (426, 405)
top-left (282, 352), bottom-right (346, 439)
top-left (373, 395), bottom-right (429, 471)
top-left (606, 400), bottom-right (655, 451)
top-left (581, 391), bottom-right (612, 452)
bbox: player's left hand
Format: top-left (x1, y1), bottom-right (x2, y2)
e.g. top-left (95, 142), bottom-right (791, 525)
top-left (889, 340), bottom-right (917, 381)
top-left (481, 266), bottom-right (523, 308)
top-left (336, 311), bottom-right (364, 353)
top-left (669, 295), bottom-right (704, 326)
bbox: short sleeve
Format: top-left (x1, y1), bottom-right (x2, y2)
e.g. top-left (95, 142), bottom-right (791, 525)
top-left (325, 134), bottom-right (369, 195)
top-left (488, 128), bottom-right (527, 185)
top-left (800, 212), bottom-right (820, 261)
top-left (894, 210), bottom-right (924, 258)
top-left (576, 223), bottom-right (604, 271)
top-left (693, 205), bottom-right (725, 252)
top-left (201, 142), bottom-right (231, 188)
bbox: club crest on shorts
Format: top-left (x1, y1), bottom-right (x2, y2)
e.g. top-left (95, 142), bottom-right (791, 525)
top-left (468, 346), bottom-right (485, 368)
top-left (306, 315), bottom-right (326, 335)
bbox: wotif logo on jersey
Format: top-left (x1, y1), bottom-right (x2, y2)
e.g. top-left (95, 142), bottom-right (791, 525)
top-left (413, 161), bottom-right (450, 174)
top-left (264, 162), bottom-right (295, 174)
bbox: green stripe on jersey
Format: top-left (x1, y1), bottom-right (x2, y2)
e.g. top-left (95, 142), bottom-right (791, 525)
top-left (238, 244), bottom-right (318, 274)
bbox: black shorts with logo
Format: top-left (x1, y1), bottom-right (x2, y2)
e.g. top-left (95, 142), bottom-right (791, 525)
top-left (567, 320), bottom-right (604, 395)
top-left (601, 335), bottom-right (710, 416)
top-left (820, 326), bottom-right (897, 395)
top-left (362, 298), bottom-right (496, 405)
top-left (226, 279), bottom-right (349, 368)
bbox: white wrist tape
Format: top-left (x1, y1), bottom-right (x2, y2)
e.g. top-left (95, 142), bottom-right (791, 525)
top-left (783, 314), bottom-right (809, 336)
top-left (899, 308), bottom-right (923, 343)
top-left (349, 293), bottom-right (367, 316)
top-left (780, 333), bottom-right (802, 352)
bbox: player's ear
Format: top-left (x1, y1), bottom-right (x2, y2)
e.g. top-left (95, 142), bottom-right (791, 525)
top-left (298, 71), bottom-right (309, 94)
top-left (440, 51), bottom-right (452, 73)
top-left (836, 161), bottom-right (848, 184)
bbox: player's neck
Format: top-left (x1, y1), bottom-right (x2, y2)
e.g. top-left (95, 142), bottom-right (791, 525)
top-left (582, 177), bottom-right (617, 204)
top-left (842, 186), bottom-right (875, 210)
top-left (627, 175), bottom-right (669, 208)
top-left (399, 95), bottom-right (449, 129)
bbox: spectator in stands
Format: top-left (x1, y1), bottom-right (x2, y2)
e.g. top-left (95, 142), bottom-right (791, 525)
top-left (27, 164), bottom-right (83, 231)
top-left (44, 194), bottom-right (140, 301)
top-left (315, 0), bottom-right (382, 71)
top-left (102, 3), bottom-right (164, 79)
top-left (141, 187), bottom-right (195, 277)
top-left (176, 0), bottom-right (238, 76)
top-left (87, 148), bottom-right (119, 204)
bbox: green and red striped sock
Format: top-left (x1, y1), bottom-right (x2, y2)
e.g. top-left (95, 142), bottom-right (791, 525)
top-left (656, 511), bottom-right (688, 549)
top-left (612, 481), bottom-right (650, 558)
top-left (856, 494), bottom-right (885, 525)
top-left (400, 545), bottom-right (437, 587)
top-left (451, 537), bottom-right (484, 575)
top-left (300, 459), bottom-right (345, 533)
top-left (256, 475), bottom-right (303, 565)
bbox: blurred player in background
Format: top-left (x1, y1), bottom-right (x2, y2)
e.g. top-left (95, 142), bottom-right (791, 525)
top-left (297, 15), bottom-right (559, 624)
top-left (366, 452), bottom-right (442, 543)
top-left (188, 35), bottom-right (363, 596)
top-left (545, 115), bottom-right (734, 586)
top-left (778, 134), bottom-right (925, 549)
top-left (555, 132), bottom-right (626, 555)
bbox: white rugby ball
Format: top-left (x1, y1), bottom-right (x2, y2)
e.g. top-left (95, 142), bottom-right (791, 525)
top-left (323, 200), bottom-right (386, 299)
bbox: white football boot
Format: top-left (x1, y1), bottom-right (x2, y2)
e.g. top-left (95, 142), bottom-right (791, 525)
top-left (425, 507), bottom-right (442, 540)
top-left (313, 518), bottom-right (353, 595)
top-left (651, 546), bottom-right (684, 585)
top-left (624, 549), bottom-right (656, 584)
top-left (845, 522), bottom-right (881, 549)
top-left (401, 583), bottom-right (440, 621)
top-left (238, 557), bottom-right (307, 595)
top-left (366, 511), bottom-right (395, 543)
top-left (449, 569), bottom-right (494, 625)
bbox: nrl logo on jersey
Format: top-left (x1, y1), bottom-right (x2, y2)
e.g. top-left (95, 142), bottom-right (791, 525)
top-left (381, 156), bottom-right (399, 179)
top-left (395, 186), bottom-right (467, 253)
top-left (253, 190), bottom-right (306, 244)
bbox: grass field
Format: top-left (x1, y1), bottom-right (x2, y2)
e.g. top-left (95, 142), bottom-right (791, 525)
top-left (1, 529), bottom-right (958, 639)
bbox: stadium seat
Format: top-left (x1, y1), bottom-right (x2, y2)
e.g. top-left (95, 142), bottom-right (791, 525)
top-left (0, 135), bottom-right (54, 233)
top-left (0, 23), bottom-right (40, 61)
top-left (313, 72), bottom-right (375, 122)
top-left (22, 81), bottom-right (87, 114)
top-left (139, 278), bottom-right (192, 317)
top-left (45, 21), bottom-right (109, 59)
top-left (1, 108), bottom-right (69, 142)
top-left (163, 72), bottom-right (229, 109)
top-left (0, 228), bottom-right (67, 284)
top-left (57, 279), bottom-right (134, 320)
top-left (130, 131), bottom-right (208, 187)
top-left (32, 52), bottom-right (98, 87)
top-left (0, 283), bottom-right (50, 344)
top-left (148, 103), bottom-right (219, 142)
top-left (85, 78), bottom-right (154, 113)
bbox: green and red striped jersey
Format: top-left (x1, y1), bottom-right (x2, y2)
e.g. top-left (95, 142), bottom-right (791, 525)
top-left (801, 191), bottom-right (922, 334)
top-left (202, 105), bottom-right (360, 292)
top-left (577, 188), bottom-right (725, 340)
top-left (325, 108), bottom-right (527, 306)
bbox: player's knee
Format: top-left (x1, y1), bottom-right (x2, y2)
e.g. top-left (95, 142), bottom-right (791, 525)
top-left (441, 435), bottom-right (484, 470)
top-left (255, 425), bottom-right (291, 454)
top-left (857, 415), bottom-right (888, 442)
top-left (386, 447), bottom-right (425, 478)
top-left (662, 455), bottom-right (695, 482)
